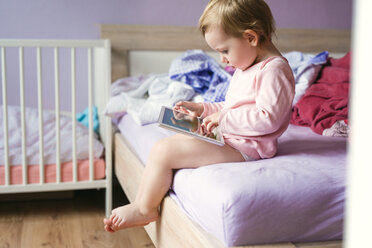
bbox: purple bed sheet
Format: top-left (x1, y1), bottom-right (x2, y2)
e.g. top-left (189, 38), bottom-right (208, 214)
top-left (117, 114), bottom-right (346, 246)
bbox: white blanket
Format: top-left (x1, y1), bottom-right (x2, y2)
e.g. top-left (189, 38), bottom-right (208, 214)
top-left (104, 74), bottom-right (195, 125)
top-left (0, 105), bottom-right (104, 165)
top-left (283, 51), bottom-right (328, 106)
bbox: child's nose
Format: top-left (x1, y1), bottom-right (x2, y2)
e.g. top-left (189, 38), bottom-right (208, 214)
top-left (220, 55), bottom-right (228, 64)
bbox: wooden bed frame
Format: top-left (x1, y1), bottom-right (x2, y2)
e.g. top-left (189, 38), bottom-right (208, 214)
top-left (101, 24), bottom-right (350, 248)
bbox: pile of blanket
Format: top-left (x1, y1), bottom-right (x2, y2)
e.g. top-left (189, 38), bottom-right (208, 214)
top-left (169, 49), bottom-right (231, 103)
top-left (103, 50), bottom-right (230, 125)
top-left (291, 52), bottom-right (351, 137)
top-left (103, 49), bottom-right (351, 137)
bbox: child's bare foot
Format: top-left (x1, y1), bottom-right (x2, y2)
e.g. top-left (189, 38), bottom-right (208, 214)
top-left (103, 203), bottom-right (159, 232)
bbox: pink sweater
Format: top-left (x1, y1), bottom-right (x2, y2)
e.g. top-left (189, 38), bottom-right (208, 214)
top-left (201, 56), bottom-right (295, 159)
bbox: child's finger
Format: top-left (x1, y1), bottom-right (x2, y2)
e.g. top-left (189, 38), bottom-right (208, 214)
top-left (174, 101), bottom-right (184, 107)
top-left (207, 122), bottom-right (218, 133)
top-left (200, 122), bottom-right (207, 134)
top-left (180, 106), bottom-right (189, 113)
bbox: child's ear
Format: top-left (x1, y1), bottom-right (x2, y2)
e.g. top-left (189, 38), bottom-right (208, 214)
top-left (243, 30), bottom-right (259, 46)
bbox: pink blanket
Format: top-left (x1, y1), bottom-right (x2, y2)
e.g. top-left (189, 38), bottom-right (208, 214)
top-left (291, 52), bottom-right (351, 136)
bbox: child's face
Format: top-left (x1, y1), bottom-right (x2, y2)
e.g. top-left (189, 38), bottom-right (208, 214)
top-left (205, 25), bottom-right (258, 71)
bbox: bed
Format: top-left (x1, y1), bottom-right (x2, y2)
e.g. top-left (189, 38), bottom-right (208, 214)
top-left (0, 39), bottom-right (112, 217)
top-left (101, 25), bottom-right (350, 247)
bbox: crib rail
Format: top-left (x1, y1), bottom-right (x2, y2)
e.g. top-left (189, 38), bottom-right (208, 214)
top-left (0, 39), bottom-right (112, 215)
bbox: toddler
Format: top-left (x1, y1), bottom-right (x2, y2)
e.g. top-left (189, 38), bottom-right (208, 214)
top-left (104, 0), bottom-right (295, 232)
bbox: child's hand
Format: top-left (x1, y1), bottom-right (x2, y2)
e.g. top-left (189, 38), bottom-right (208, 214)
top-left (171, 115), bottom-right (199, 132)
top-left (201, 111), bottom-right (220, 134)
top-left (173, 101), bottom-right (204, 117)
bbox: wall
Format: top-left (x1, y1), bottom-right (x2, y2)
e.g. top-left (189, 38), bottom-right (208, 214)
top-left (0, 0), bottom-right (352, 40)
top-left (0, 0), bottom-right (352, 111)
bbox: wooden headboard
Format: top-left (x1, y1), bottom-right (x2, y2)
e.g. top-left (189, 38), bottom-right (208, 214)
top-left (100, 24), bottom-right (351, 81)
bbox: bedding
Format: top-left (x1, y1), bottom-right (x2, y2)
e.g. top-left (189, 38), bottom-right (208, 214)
top-left (291, 52), bottom-right (351, 136)
top-left (283, 51), bottom-right (329, 106)
top-left (104, 50), bottom-right (337, 129)
top-left (169, 49), bottom-right (231, 102)
top-left (106, 48), bottom-right (347, 246)
top-left (0, 105), bottom-right (105, 185)
top-left (0, 159), bottom-right (105, 185)
top-left (118, 115), bottom-right (346, 246)
top-left (116, 114), bottom-right (346, 246)
top-left (103, 73), bottom-right (195, 125)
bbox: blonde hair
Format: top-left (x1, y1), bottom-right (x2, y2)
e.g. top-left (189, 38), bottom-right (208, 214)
top-left (199, 0), bottom-right (276, 44)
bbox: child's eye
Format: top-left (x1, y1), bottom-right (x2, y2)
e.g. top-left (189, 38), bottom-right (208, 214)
top-left (221, 50), bottom-right (228, 54)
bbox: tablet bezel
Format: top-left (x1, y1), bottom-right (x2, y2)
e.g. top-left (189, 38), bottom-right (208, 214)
top-left (158, 106), bottom-right (225, 146)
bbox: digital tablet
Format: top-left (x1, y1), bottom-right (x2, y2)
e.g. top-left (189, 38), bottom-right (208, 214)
top-left (158, 106), bottom-right (225, 146)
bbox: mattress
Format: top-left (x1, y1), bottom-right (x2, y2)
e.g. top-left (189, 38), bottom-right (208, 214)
top-left (0, 105), bottom-right (105, 185)
top-left (0, 159), bottom-right (105, 185)
top-left (117, 114), bottom-right (346, 246)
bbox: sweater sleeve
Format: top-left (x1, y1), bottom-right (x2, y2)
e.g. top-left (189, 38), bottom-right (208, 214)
top-left (200, 102), bottom-right (225, 118)
top-left (219, 61), bottom-right (295, 137)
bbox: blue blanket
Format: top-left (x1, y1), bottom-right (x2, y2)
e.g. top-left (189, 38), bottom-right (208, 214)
top-left (169, 50), bottom-right (231, 102)
top-left (77, 106), bottom-right (99, 135)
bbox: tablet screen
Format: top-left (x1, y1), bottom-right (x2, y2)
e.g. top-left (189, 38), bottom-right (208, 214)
top-left (158, 106), bottom-right (224, 146)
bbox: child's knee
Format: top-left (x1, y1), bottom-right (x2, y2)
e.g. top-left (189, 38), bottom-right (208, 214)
top-left (150, 138), bottom-right (173, 164)
top-left (152, 138), bottom-right (170, 153)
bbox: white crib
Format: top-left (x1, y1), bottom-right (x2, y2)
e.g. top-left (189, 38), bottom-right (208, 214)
top-left (0, 39), bottom-right (112, 216)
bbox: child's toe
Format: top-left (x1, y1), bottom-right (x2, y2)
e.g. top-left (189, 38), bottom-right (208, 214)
top-left (103, 218), bottom-right (111, 225)
top-left (112, 216), bottom-right (119, 225)
top-left (104, 224), bottom-right (115, 233)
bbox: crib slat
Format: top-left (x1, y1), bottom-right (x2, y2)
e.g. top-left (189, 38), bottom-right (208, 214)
top-left (54, 47), bottom-right (61, 183)
top-left (36, 47), bottom-right (45, 184)
top-left (104, 40), bottom-right (113, 216)
top-left (19, 47), bottom-right (28, 185)
top-left (0, 40), bottom-right (111, 215)
top-left (71, 47), bottom-right (77, 183)
top-left (1, 46), bottom-right (10, 186)
top-left (88, 48), bottom-right (94, 181)
top-left (0, 40), bottom-right (111, 218)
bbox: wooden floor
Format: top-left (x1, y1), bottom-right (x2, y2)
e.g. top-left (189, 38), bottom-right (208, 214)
top-left (0, 187), bottom-right (155, 248)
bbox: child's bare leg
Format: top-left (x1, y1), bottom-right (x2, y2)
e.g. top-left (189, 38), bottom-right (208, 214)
top-left (104, 134), bottom-right (244, 232)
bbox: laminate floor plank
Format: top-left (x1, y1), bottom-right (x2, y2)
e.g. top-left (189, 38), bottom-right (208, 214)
top-left (0, 188), bottom-right (155, 248)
